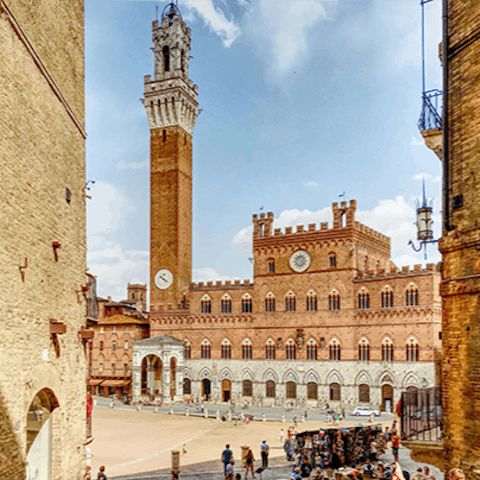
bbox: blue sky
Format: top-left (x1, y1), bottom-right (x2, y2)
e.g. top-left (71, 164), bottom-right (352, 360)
top-left (85, 0), bottom-right (443, 301)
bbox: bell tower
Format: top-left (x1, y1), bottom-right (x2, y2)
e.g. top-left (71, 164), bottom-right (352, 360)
top-left (142, 2), bottom-right (199, 312)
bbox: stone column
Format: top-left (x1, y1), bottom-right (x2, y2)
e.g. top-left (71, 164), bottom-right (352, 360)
top-left (132, 366), bottom-right (142, 401)
top-left (147, 364), bottom-right (156, 396)
top-left (163, 364), bottom-right (171, 404)
top-left (174, 366), bottom-right (183, 403)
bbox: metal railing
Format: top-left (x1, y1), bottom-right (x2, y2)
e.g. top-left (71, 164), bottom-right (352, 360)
top-left (418, 89), bottom-right (443, 131)
top-left (400, 386), bottom-right (443, 443)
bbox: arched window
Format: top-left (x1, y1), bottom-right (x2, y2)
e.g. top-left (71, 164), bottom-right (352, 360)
top-left (100, 341), bottom-right (104, 351)
top-left (382, 338), bottom-right (394, 361)
top-left (286, 381), bottom-right (297, 399)
top-left (406, 338), bottom-right (419, 361)
top-left (265, 339), bottom-right (276, 359)
top-left (201, 295), bottom-right (211, 314)
top-left (358, 339), bottom-right (370, 361)
top-left (306, 290), bottom-right (317, 311)
top-left (359, 384), bottom-right (370, 403)
top-left (329, 290), bottom-right (340, 311)
top-left (406, 284), bottom-right (419, 306)
top-left (307, 339), bottom-right (317, 360)
top-left (286, 339), bottom-right (296, 360)
top-left (268, 259), bottom-right (275, 273)
top-left (242, 339), bottom-right (252, 359)
top-left (163, 45), bottom-right (170, 72)
top-left (285, 291), bottom-right (296, 312)
top-left (330, 383), bottom-right (341, 401)
top-left (242, 294), bottom-right (252, 313)
top-left (221, 295), bottom-right (232, 313)
top-left (184, 341), bottom-right (191, 359)
top-left (112, 341), bottom-right (116, 351)
top-left (329, 339), bottom-right (341, 360)
top-left (183, 378), bottom-right (191, 394)
top-left (329, 253), bottom-right (337, 268)
top-left (201, 340), bottom-right (211, 359)
top-left (265, 293), bottom-right (275, 312)
top-left (307, 382), bottom-right (318, 400)
top-left (221, 339), bottom-right (232, 359)
top-left (358, 290), bottom-right (370, 309)
top-left (266, 380), bottom-right (276, 398)
top-left (242, 379), bottom-right (253, 397)
top-left (381, 287), bottom-right (394, 308)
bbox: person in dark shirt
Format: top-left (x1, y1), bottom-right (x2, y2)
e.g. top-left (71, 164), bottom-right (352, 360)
top-left (222, 444), bottom-right (234, 476)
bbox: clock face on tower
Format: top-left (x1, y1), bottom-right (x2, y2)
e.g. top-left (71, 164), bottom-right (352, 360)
top-left (154, 268), bottom-right (174, 290)
top-left (289, 250), bottom-right (311, 273)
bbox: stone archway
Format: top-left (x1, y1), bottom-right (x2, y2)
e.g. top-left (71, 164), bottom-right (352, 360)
top-left (222, 379), bottom-right (232, 402)
top-left (382, 384), bottom-right (394, 411)
top-left (26, 388), bottom-right (59, 480)
top-left (202, 378), bottom-right (211, 400)
top-left (141, 355), bottom-right (163, 397)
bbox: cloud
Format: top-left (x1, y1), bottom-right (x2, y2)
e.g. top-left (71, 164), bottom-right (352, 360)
top-left (245, 0), bottom-right (330, 77)
top-left (86, 180), bottom-right (135, 237)
top-left (413, 173), bottom-right (441, 182)
top-left (183, 0), bottom-right (241, 48)
top-left (303, 181), bottom-right (319, 188)
top-left (232, 196), bottom-right (441, 266)
top-left (87, 242), bottom-right (149, 302)
top-left (411, 136), bottom-right (424, 146)
top-left (193, 267), bottom-right (241, 283)
top-left (116, 160), bottom-right (148, 170)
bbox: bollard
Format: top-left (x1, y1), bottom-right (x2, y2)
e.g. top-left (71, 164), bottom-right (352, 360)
top-left (228, 410), bottom-right (232, 421)
top-left (216, 410), bottom-right (220, 421)
top-left (171, 450), bottom-right (180, 475)
top-left (205, 408), bottom-right (208, 418)
top-left (110, 402), bottom-right (114, 409)
top-left (93, 399), bottom-right (97, 407)
top-left (241, 445), bottom-right (249, 468)
top-left (186, 407), bottom-right (189, 416)
top-left (262, 411), bottom-right (266, 422)
top-left (281, 413), bottom-right (285, 422)
top-left (154, 406), bottom-right (158, 413)
top-left (301, 414), bottom-right (305, 423)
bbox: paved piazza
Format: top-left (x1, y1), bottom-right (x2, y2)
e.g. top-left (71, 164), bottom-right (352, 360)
top-left (89, 404), bottom-right (441, 479)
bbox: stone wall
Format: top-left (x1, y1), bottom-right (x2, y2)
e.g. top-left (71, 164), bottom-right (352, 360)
top-left (0, 0), bottom-right (87, 478)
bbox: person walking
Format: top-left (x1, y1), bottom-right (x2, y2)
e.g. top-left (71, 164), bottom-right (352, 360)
top-left (226, 460), bottom-right (235, 480)
top-left (280, 428), bottom-right (284, 443)
top-left (391, 430), bottom-right (400, 463)
top-left (245, 447), bottom-right (255, 479)
top-left (97, 466), bottom-right (107, 480)
top-left (260, 439), bottom-right (270, 468)
top-left (222, 444), bottom-right (234, 476)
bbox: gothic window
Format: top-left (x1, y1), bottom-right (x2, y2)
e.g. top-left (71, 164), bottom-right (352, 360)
top-left (184, 342), bottom-right (191, 359)
top-left (265, 293), bottom-right (275, 312)
top-left (307, 339), bottom-right (317, 360)
top-left (266, 380), bottom-right (276, 398)
top-left (221, 339), bottom-right (232, 359)
top-left (358, 291), bottom-right (370, 309)
top-left (358, 338), bottom-right (370, 361)
top-left (242, 294), bottom-right (252, 313)
top-left (285, 292), bottom-right (296, 312)
top-left (329, 254), bottom-right (337, 268)
top-left (221, 295), bottom-right (232, 313)
top-left (286, 339), bottom-right (296, 360)
top-left (201, 340), bottom-right (211, 359)
top-left (286, 381), bottom-right (297, 399)
top-left (359, 384), bottom-right (370, 403)
top-left (265, 339), bottom-right (276, 359)
top-left (406, 338), bottom-right (419, 362)
top-left (201, 296), bottom-right (211, 314)
top-left (329, 290), bottom-right (340, 311)
top-left (112, 341), bottom-right (116, 351)
top-left (99, 364), bottom-right (104, 373)
top-left (242, 339), bottom-right (252, 360)
top-left (406, 285), bottom-right (419, 306)
top-left (329, 339), bottom-right (341, 360)
top-left (330, 383), bottom-right (341, 401)
top-left (381, 287), bottom-right (394, 308)
top-left (163, 45), bottom-right (170, 72)
top-left (382, 338), bottom-right (394, 361)
top-left (100, 341), bottom-right (104, 351)
top-left (306, 291), bottom-right (317, 311)
top-left (183, 378), bottom-right (191, 394)
top-left (124, 341), bottom-right (128, 350)
top-left (112, 327), bottom-right (117, 334)
top-left (307, 382), bottom-right (318, 400)
top-left (124, 364), bottom-right (128, 374)
top-left (268, 259), bottom-right (275, 273)
top-left (242, 380), bottom-right (253, 397)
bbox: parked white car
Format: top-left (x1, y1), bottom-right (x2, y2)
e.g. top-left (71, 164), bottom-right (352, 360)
top-left (352, 406), bottom-right (381, 417)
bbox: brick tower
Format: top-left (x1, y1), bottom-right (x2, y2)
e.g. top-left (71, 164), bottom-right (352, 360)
top-left (142, 3), bottom-right (199, 312)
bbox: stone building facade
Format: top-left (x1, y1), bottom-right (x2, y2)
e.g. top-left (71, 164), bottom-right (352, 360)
top-left (0, 0), bottom-right (89, 478)
top-left (132, 4), bottom-right (442, 411)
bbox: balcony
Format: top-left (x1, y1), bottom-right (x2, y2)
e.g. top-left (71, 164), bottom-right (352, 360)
top-left (418, 90), bottom-right (443, 160)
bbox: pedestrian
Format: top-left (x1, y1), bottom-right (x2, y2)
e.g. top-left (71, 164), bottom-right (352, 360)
top-left (291, 467), bottom-right (302, 480)
top-left (172, 474), bottom-right (179, 480)
top-left (245, 447), bottom-right (255, 479)
top-left (412, 467), bottom-right (427, 480)
top-left (226, 460), bottom-right (235, 480)
top-left (235, 474), bottom-right (242, 480)
top-left (182, 443), bottom-right (188, 454)
top-left (280, 428), bottom-right (284, 443)
top-left (84, 466), bottom-right (92, 480)
top-left (391, 430), bottom-right (400, 463)
top-left (260, 439), bottom-right (270, 468)
top-left (97, 466), bottom-right (107, 480)
top-left (423, 467), bottom-right (435, 480)
top-left (222, 444), bottom-right (234, 476)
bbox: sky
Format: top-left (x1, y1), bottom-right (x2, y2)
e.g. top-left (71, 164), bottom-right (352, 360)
top-left (85, 0), bottom-right (444, 302)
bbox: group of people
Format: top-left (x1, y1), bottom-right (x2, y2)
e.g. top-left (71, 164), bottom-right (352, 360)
top-left (221, 440), bottom-right (270, 480)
